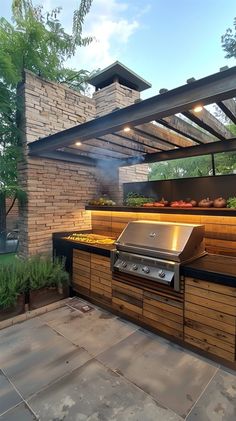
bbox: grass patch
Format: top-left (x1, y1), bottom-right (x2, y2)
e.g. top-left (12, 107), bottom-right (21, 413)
top-left (0, 253), bottom-right (16, 264)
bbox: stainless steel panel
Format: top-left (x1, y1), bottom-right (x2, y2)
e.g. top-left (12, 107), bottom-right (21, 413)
top-left (115, 221), bottom-right (205, 262)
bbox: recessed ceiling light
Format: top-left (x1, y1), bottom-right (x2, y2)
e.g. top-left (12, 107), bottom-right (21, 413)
top-left (76, 141), bottom-right (82, 146)
top-left (124, 127), bottom-right (131, 132)
top-left (193, 105), bottom-right (203, 113)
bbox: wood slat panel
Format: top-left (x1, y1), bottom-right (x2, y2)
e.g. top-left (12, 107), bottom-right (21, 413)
top-left (143, 309), bottom-right (183, 332)
top-left (185, 334), bottom-right (235, 362)
top-left (185, 319), bottom-right (234, 345)
top-left (112, 297), bottom-right (143, 315)
top-left (185, 292), bottom-right (236, 316)
top-left (185, 301), bottom-right (235, 327)
top-left (142, 316), bottom-right (183, 340)
top-left (185, 284), bottom-right (236, 307)
top-left (144, 302), bottom-right (183, 324)
top-left (186, 278), bottom-right (236, 296)
top-left (185, 310), bottom-right (235, 335)
top-left (185, 326), bottom-right (235, 354)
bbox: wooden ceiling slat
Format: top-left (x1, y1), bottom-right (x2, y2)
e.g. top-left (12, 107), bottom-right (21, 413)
top-left (159, 115), bottom-right (216, 144)
top-left (82, 139), bottom-right (137, 156)
top-left (95, 136), bottom-right (145, 154)
top-left (183, 107), bottom-right (232, 140)
top-left (217, 99), bottom-right (236, 124)
top-left (69, 143), bottom-right (130, 159)
top-left (135, 122), bottom-right (197, 148)
top-left (113, 132), bottom-right (163, 152)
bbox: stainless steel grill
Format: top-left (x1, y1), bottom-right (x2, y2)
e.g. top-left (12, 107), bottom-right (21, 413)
top-left (111, 221), bottom-right (206, 291)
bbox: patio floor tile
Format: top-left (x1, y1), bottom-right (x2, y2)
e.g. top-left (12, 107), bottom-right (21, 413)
top-left (29, 359), bottom-right (183, 421)
top-left (0, 370), bottom-right (22, 416)
top-left (0, 402), bottom-right (37, 420)
top-left (97, 329), bottom-right (218, 418)
top-left (186, 368), bottom-right (236, 420)
top-left (40, 305), bottom-right (137, 356)
top-left (0, 317), bottom-right (91, 398)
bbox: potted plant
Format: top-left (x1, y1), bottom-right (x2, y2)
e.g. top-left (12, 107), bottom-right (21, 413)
top-left (28, 256), bottom-right (69, 310)
top-left (0, 259), bottom-right (27, 321)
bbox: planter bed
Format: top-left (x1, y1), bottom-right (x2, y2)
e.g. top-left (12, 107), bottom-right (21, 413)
top-left (0, 294), bottom-right (25, 322)
top-left (29, 286), bottom-right (69, 310)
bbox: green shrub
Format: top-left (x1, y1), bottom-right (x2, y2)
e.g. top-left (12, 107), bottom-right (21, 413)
top-left (0, 259), bottom-right (27, 309)
top-left (0, 255), bottom-right (69, 309)
top-left (28, 255), bottom-right (69, 291)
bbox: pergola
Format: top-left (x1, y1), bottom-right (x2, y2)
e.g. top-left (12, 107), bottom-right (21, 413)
top-left (28, 66), bottom-right (236, 167)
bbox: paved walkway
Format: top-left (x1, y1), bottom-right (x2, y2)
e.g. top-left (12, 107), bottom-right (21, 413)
top-left (0, 298), bottom-right (236, 420)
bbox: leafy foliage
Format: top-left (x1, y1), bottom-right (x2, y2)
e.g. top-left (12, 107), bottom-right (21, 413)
top-left (222, 17), bottom-right (236, 58)
top-left (28, 255), bottom-right (69, 290)
top-left (0, 255), bottom-right (69, 308)
top-left (0, 0), bottom-right (94, 231)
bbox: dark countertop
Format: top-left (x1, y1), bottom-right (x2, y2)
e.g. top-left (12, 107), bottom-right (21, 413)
top-left (182, 254), bottom-right (236, 287)
top-left (53, 233), bottom-right (236, 287)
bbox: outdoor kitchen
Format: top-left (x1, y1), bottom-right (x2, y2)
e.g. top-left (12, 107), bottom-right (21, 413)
top-left (18, 61), bottom-right (236, 369)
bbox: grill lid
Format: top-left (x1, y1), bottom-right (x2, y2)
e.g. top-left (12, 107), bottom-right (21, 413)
top-left (115, 220), bottom-right (205, 262)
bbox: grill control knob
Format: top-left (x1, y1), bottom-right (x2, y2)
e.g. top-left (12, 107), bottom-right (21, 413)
top-left (158, 270), bottom-right (166, 278)
top-left (121, 261), bottom-right (127, 268)
top-left (142, 266), bottom-right (150, 274)
top-left (132, 264), bottom-right (138, 271)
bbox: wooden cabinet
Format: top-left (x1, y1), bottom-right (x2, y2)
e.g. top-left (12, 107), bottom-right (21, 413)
top-left (72, 249), bottom-right (91, 297)
top-left (143, 290), bottom-right (183, 340)
top-left (184, 278), bottom-right (236, 362)
top-left (91, 254), bottom-right (112, 303)
top-left (72, 250), bottom-right (112, 303)
top-left (112, 280), bottom-right (143, 318)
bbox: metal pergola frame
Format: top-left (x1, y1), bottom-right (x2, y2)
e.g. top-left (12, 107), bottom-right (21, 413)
top-left (28, 66), bottom-right (236, 167)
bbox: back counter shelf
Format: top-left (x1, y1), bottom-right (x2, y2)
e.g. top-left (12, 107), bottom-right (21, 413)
top-left (85, 205), bottom-right (236, 216)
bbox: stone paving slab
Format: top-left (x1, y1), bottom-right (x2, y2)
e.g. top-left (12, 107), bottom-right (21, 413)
top-left (0, 402), bottom-right (37, 420)
top-left (0, 370), bottom-right (22, 417)
top-left (40, 305), bottom-right (138, 356)
top-left (98, 329), bottom-right (218, 418)
top-left (29, 359), bottom-right (183, 421)
top-left (186, 368), bottom-right (236, 420)
top-left (0, 316), bottom-right (91, 399)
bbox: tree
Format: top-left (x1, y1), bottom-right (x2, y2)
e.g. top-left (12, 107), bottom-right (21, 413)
top-left (222, 17), bottom-right (236, 58)
top-left (0, 0), bottom-right (94, 244)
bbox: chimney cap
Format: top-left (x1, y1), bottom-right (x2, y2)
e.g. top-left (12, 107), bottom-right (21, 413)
top-left (88, 61), bottom-right (151, 92)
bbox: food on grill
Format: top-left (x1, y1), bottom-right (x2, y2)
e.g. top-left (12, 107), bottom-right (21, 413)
top-left (227, 197), bottom-right (236, 208)
top-left (213, 197), bottom-right (226, 208)
top-left (171, 200), bottom-right (193, 208)
top-left (153, 202), bottom-right (165, 207)
top-left (64, 233), bottom-right (115, 245)
top-left (88, 197), bottom-right (116, 206)
top-left (198, 198), bottom-right (213, 208)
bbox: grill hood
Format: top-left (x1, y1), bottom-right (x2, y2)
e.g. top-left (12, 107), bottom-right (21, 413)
top-left (115, 220), bottom-right (205, 263)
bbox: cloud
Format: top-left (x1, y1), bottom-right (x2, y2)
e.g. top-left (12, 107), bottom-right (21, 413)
top-left (67, 0), bottom-right (140, 71)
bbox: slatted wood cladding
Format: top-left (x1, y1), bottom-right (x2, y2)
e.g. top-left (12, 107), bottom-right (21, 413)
top-left (91, 210), bottom-right (236, 257)
top-left (72, 248), bottom-right (236, 364)
top-left (184, 278), bottom-right (236, 362)
top-left (72, 249), bottom-right (184, 340)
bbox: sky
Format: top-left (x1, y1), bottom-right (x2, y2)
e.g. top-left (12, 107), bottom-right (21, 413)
top-left (1, 0), bottom-right (236, 98)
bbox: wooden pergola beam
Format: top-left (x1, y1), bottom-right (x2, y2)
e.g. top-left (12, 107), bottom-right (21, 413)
top-left (183, 108), bottom-right (232, 140)
top-left (136, 122), bottom-right (197, 147)
top-left (217, 99), bottom-right (236, 124)
top-left (159, 115), bottom-right (216, 144)
top-left (28, 66), bottom-right (236, 156)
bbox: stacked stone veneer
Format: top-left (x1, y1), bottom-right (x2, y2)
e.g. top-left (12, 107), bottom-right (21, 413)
top-left (19, 71), bottom-right (149, 256)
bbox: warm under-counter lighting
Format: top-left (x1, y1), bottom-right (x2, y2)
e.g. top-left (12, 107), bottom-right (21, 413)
top-left (75, 141), bottom-right (82, 146)
top-left (124, 127), bottom-right (131, 132)
top-left (193, 105), bottom-right (203, 113)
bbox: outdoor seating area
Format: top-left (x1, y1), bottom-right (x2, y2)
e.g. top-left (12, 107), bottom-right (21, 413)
top-left (1, 297), bottom-right (236, 421)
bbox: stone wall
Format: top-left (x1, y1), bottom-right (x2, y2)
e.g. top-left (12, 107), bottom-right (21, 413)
top-left (19, 71), bottom-right (149, 256)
